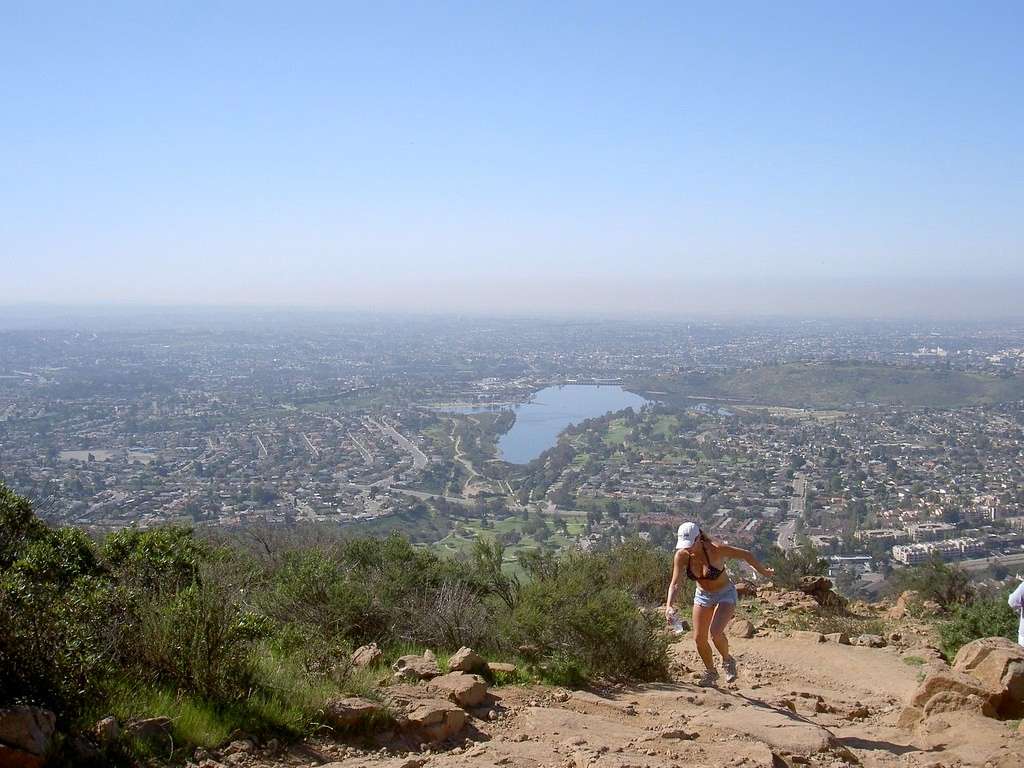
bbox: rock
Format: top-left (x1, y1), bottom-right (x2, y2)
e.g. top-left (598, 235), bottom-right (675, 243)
top-left (0, 706), bottom-right (56, 756)
top-left (735, 580), bottom-right (757, 598)
top-left (909, 670), bottom-right (1002, 718)
top-left (224, 738), bottom-right (256, 755)
top-left (852, 634), bottom-right (886, 648)
top-left (124, 716), bottom-right (173, 742)
top-left (660, 728), bottom-right (697, 740)
top-left (0, 743), bottom-right (45, 768)
top-left (489, 662), bottom-right (517, 675)
top-left (922, 691), bottom-right (996, 719)
top-left (824, 632), bottom-right (850, 645)
top-left (897, 706), bottom-right (924, 729)
top-left (797, 576), bottom-right (848, 610)
top-left (953, 636), bottom-right (1024, 717)
top-left (448, 647), bottom-right (489, 675)
top-left (403, 698), bottom-right (467, 743)
top-left (323, 697), bottom-right (385, 730)
top-left (690, 704), bottom-right (836, 754)
top-left (887, 590), bottom-right (920, 620)
top-left (392, 653), bottom-right (441, 681)
top-left (426, 672), bottom-right (488, 708)
top-left (729, 619), bottom-right (755, 639)
top-left (351, 643), bottom-right (383, 668)
top-left (93, 716), bottom-right (120, 744)
top-left (792, 630), bottom-right (824, 643)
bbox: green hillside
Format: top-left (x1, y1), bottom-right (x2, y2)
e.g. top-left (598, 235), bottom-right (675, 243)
top-left (634, 362), bottom-right (1024, 409)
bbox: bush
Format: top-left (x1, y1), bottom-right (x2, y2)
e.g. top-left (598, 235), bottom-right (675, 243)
top-left (938, 589), bottom-right (1018, 659)
top-left (507, 550), bottom-right (668, 682)
top-left (592, 537), bottom-right (673, 605)
top-left (133, 569), bottom-right (271, 700)
top-left (102, 525), bottom-right (209, 590)
top-left (768, 543), bottom-right (828, 589)
top-left (890, 555), bottom-right (975, 608)
top-left (0, 570), bottom-right (114, 717)
top-left (0, 483), bottom-right (48, 568)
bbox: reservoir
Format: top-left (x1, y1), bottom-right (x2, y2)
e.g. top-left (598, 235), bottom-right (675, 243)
top-left (495, 384), bottom-right (648, 464)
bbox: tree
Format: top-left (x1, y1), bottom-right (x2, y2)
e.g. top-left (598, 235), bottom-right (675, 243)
top-left (768, 543), bottom-right (828, 589)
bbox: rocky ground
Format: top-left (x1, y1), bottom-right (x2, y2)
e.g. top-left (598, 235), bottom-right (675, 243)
top-left (191, 631), bottom-right (1023, 768)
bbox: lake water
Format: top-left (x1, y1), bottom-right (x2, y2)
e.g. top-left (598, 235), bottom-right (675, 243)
top-left (492, 385), bottom-right (648, 464)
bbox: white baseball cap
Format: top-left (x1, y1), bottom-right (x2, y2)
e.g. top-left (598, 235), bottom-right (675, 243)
top-left (676, 522), bottom-right (700, 550)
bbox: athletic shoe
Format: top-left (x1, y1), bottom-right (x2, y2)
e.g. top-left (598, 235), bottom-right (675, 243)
top-left (722, 656), bottom-right (738, 683)
top-left (697, 669), bottom-right (719, 687)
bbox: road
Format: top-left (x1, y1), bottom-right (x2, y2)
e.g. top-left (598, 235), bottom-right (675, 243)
top-left (959, 551), bottom-right (1024, 575)
top-left (776, 472), bottom-right (807, 551)
top-left (776, 517), bottom-right (798, 551)
top-left (370, 417), bottom-right (428, 470)
top-left (348, 432), bottom-right (373, 464)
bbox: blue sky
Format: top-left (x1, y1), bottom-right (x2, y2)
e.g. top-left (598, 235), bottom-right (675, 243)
top-left (2, 2), bottom-right (1022, 316)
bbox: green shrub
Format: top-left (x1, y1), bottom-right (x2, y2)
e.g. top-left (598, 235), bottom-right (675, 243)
top-left (133, 572), bottom-right (271, 700)
top-left (889, 555), bottom-right (975, 608)
top-left (938, 590), bottom-right (1018, 659)
top-left (0, 570), bottom-right (114, 716)
top-left (102, 526), bottom-right (209, 590)
top-left (592, 537), bottom-right (673, 605)
top-left (0, 484), bottom-right (48, 568)
top-left (507, 550), bottom-right (668, 682)
top-left (263, 548), bottom-right (385, 648)
top-left (768, 543), bottom-right (828, 590)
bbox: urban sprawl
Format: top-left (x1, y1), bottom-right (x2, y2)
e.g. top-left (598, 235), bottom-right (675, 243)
top-left (2, 313), bottom-right (1024, 597)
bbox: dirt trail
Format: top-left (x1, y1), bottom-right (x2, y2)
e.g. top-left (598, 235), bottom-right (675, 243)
top-left (261, 635), bottom-right (1021, 768)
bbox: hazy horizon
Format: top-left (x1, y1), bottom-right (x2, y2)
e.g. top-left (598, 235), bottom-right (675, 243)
top-left (3, 3), bottom-right (1021, 318)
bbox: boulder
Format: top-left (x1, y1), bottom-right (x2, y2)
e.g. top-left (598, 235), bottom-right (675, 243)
top-left (897, 706), bottom-right (924, 729)
top-left (448, 647), bottom-right (489, 675)
top-left (403, 698), bottom-right (467, 743)
top-left (774, 590), bottom-right (822, 613)
top-left (351, 643), bottom-right (383, 668)
top-left (824, 632), bottom-right (850, 645)
top-left (93, 716), bottom-right (120, 744)
top-left (323, 697), bottom-right (385, 730)
top-left (852, 634), bottom-right (886, 648)
top-left (922, 691), bottom-right (997, 720)
top-left (0, 706), bottom-right (55, 756)
top-left (728, 619), bottom-right (755, 639)
top-left (489, 662), bottom-right (517, 675)
top-left (797, 576), bottom-right (848, 610)
top-left (887, 590), bottom-right (920, 620)
top-left (0, 743), bottom-right (45, 768)
top-left (427, 672), bottom-right (488, 708)
top-left (735, 580), bottom-right (757, 598)
top-left (392, 653), bottom-right (441, 682)
top-left (792, 630), bottom-right (824, 643)
top-left (908, 670), bottom-right (1002, 717)
top-left (953, 636), bottom-right (1024, 717)
top-left (124, 716), bottom-right (172, 742)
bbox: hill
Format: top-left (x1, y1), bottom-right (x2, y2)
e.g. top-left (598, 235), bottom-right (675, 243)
top-left (633, 362), bottom-right (1024, 409)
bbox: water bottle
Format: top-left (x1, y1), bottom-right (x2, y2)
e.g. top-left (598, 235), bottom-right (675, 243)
top-left (667, 608), bottom-right (686, 635)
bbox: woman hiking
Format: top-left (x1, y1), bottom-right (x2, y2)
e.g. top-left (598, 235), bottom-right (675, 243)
top-left (665, 521), bottom-right (774, 687)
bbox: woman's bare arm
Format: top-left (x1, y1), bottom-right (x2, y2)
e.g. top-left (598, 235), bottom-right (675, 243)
top-left (718, 544), bottom-right (774, 579)
top-left (665, 550), bottom-right (687, 615)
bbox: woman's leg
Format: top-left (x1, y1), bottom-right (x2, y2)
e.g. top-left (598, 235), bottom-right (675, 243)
top-left (691, 603), bottom-right (716, 671)
top-left (709, 600), bottom-right (736, 661)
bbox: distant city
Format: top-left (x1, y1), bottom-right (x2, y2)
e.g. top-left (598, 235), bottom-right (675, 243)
top-left (2, 312), bottom-right (1023, 594)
